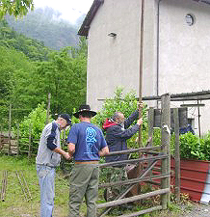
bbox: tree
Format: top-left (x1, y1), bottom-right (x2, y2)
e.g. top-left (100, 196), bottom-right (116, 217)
top-left (11, 37), bottom-right (87, 118)
top-left (0, 0), bottom-right (34, 19)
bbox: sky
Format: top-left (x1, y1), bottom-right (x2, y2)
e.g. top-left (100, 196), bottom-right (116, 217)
top-left (33, 0), bottom-right (94, 24)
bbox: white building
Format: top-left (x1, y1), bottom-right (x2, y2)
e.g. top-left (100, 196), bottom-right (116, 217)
top-left (78, 0), bottom-right (210, 135)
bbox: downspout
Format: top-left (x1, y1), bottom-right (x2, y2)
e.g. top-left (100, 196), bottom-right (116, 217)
top-left (156, 0), bottom-right (161, 108)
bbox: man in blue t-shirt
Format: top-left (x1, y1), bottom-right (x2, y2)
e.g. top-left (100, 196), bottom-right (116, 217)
top-left (67, 105), bottom-right (109, 217)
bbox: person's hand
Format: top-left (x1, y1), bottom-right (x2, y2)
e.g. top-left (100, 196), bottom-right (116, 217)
top-left (63, 152), bottom-right (71, 160)
top-left (138, 101), bottom-right (144, 110)
top-left (137, 117), bottom-right (143, 126)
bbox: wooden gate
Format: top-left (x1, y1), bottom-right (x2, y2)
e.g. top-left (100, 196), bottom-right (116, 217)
top-left (97, 93), bottom-right (171, 217)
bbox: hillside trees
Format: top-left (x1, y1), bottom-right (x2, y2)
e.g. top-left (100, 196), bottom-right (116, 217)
top-left (0, 0), bottom-right (34, 19)
top-left (10, 37), bottom-right (87, 118)
top-left (0, 20), bottom-right (50, 61)
top-left (6, 7), bottom-right (79, 50)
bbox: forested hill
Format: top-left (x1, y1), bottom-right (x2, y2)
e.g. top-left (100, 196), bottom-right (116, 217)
top-left (0, 20), bottom-right (50, 61)
top-left (6, 7), bottom-right (81, 50)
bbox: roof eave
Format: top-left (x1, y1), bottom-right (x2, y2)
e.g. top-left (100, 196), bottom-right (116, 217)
top-left (78, 0), bottom-right (104, 37)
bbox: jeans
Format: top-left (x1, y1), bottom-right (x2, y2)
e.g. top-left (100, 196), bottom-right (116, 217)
top-left (69, 164), bottom-right (99, 217)
top-left (36, 164), bottom-right (55, 217)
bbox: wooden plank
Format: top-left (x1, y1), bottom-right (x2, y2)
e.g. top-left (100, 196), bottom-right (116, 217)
top-left (8, 104), bottom-right (12, 155)
top-left (173, 108), bottom-right (180, 202)
top-left (16, 123), bottom-right (20, 156)
top-left (106, 145), bottom-right (160, 156)
top-left (28, 123), bottom-right (32, 159)
top-left (117, 205), bottom-right (162, 217)
top-left (97, 188), bottom-right (169, 209)
top-left (99, 174), bottom-right (169, 189)
top-left (99, 154), bottom-right (168, 168)
top-left (161, 94), bottom-right (171, 209)
top-left (98, 159), bottom-right (160, 216)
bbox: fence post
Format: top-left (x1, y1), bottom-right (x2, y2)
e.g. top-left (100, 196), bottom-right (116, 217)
top-left (17, 123), bottom-right (20, 156)
top-left (148, 107), bottom-right (154, 146)
top-left (173, 108), bottom-right (180, 202)
top-left (161, 93), bottom-right (171, 209)
top-left (28, 122), bottom-right (32, 160)
top-left (8, 104), bottom-right (12, 155)
top-left (0, 125), bottom-right (2, 150)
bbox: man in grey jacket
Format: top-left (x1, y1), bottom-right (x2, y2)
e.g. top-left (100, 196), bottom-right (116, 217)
top-left (36, 114), bottom-right (71, 217)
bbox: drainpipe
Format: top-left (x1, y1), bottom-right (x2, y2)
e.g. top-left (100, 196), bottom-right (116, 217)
top-left (156, 0), bottom-right (161, 108)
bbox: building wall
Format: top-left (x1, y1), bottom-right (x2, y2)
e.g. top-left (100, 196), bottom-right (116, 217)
top-left (87, 0), bottom-right (158, 110)
top-left (159, 0), bottom-right (210, 134)
top-left (86, 0), bottom-right (210, 134)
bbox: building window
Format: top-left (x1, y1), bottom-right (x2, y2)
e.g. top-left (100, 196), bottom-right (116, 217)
top-left (185, 14), bottom-right (195, 26)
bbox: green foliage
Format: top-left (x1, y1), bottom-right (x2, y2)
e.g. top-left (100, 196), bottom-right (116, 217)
top-left (201, 132), bottom-right (210, 161)
top-left (14, 103), bottom-right (51, 154)
top-left (152, 129), bottom-right (210, 161)
top-left (0, 20), bottom-right (50, 61)
top-left (0, 44), bottom-right (35, 125)
top-left (0, 0), bottom-right (34, 19)
top-left (12, 40), bottom-right (87, 116)
top-left (179, 132), bottom-right (204, 160)
top-left (6, 7), bottom-right (79, 50)
top-left (92, 87), bottom-right (148, 152)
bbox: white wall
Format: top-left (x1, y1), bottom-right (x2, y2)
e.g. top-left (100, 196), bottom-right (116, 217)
top-left (86, 0), bottom-right (210, 134)
top-left (87, 0), bottom-right (158, 111)
top-left (159, 0), bottom-right (210, 134)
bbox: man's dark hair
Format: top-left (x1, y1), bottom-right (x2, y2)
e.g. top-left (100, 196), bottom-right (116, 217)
top-left (79, 111), bottom-right (93, 118)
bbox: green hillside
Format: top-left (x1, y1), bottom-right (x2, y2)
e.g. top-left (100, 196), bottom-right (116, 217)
top-left (6, 7), bottom-right (80, 50)
top-left (0, 20), bottom-right (50, 61)
top-left (0, 20), bottom-right (87, 125)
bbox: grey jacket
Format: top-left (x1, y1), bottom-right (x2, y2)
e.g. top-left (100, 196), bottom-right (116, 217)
top-left (36, 121), bottom-right (61, 167)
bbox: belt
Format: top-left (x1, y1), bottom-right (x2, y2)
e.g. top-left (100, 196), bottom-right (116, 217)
top-left (75, 161), bottom-right (99, 164)
top-left (36, 164), bottom-right (56, 168)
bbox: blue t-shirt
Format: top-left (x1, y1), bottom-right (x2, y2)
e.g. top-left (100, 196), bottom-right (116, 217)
top-left (67, 122), bottom-right (107, 161)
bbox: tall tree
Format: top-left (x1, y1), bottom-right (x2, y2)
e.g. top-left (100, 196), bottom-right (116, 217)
top-left (11, 37), bottom-right (87, 117)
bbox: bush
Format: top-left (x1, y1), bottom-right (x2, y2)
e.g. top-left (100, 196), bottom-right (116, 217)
top-left (92, 87), bottom-right (148, 152)
top-left (14, 103), bottom-right (51, 155)
top-left (179, 132), bottom-right (205, 160)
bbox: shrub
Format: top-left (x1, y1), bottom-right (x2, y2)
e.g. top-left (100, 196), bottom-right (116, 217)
top-left (92, 87), bottom-right (148, 152)
top-left (14, 102), bottom-right (51, 155)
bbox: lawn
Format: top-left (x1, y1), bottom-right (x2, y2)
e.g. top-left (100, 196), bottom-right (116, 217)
top-left (0, 155), bottom-right (186, 217)
top-left (0, 155), bottom-right (71, 217)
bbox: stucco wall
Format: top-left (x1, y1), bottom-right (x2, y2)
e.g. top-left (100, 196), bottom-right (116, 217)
top-left (159, 0), bottom-right (210, 134)
top-left (87, 0), bottom-right (157, 111)
top-left (86, 0), bottom-right (210, 134)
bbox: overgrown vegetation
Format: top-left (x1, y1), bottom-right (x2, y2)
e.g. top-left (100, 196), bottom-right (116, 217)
top-left (0, 20), bottom-right (87, 127)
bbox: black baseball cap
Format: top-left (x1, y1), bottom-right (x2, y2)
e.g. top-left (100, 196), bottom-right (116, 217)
top-left (58, 114), bottom-right (71, 126)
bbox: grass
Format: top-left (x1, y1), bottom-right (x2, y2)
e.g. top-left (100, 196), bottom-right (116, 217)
top-left (0, 155), bottom-right (190, 217)
top-left (0, 155), bottom-right (71, 217)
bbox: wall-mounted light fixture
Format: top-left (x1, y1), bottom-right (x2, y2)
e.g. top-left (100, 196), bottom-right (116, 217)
top-left (108, 32), bottom-right (117, 37)
top-left (185, 14), bottom-right (195, 26)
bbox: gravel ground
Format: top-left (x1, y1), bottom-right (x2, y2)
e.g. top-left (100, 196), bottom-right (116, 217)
top-left (180, 203), bottom-right (210, 217)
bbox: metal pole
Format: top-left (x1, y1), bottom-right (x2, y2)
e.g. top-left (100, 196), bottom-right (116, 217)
top-left (197, 100), bottom-right (201, 137)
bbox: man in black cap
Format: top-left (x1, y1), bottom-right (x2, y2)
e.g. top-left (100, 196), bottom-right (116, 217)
top-left (67, 105), bottom-right (109, 217)
top-left (36, 114), bottom-right (71, 217)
